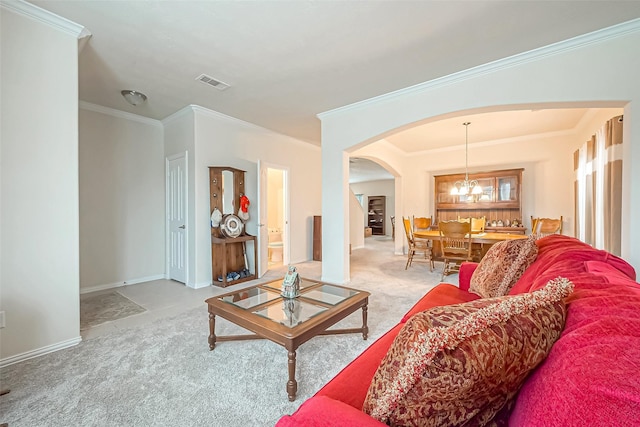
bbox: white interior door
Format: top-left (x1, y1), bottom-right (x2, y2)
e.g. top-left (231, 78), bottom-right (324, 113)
top-left (257, 160), bottom-right (268, 277)
top-left (168, 155), bottom-right (187, 283)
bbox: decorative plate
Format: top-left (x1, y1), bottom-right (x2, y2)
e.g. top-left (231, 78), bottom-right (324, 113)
top-left (220, 214), bottom-right (244, 238)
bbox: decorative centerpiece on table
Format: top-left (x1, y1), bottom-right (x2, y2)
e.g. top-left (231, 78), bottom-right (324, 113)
top-left (281, 265), bottom-right (300, 298)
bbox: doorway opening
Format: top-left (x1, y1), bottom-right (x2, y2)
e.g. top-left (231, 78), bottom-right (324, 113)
top-left (267, 168), bottom-right (286, 268)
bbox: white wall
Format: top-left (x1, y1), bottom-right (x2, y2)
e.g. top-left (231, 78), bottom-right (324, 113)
top-left (163, 109), bottom-right (196, 286)
top-left (78, 107), bottom-right (165, 292)
top-left (350, 180), bottom-right (395, 236)
top-left (320, 22), bottom-right (640, 283)
top-left (165, 107), bottom-right (321, 288)
top-left (349, 190), bottom-right (365, 250)
top-left (0, 7), bottom-right (82, 362)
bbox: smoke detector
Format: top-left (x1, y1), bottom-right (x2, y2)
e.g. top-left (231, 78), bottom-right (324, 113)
top-left (195, 74), bottom-right (230, 91)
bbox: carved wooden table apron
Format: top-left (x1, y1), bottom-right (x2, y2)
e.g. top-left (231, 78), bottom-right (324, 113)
top-left (205, 278), bottom-right (370, 401)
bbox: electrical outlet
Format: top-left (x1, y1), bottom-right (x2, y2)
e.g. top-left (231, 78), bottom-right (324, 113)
top-left (0, 311), bottom-right (5, 329)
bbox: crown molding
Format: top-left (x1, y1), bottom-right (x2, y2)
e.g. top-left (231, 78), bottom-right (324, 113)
top-left (318, 18), bottom-right (640, 120)
top-left (191, 104), bottom-right (263, 130)
top-left (160, 105), bottom-right (195, 126)
top-left (1, 0), bottom-right (91, 39)
top-left (80, 102), bottom-right (163, 127)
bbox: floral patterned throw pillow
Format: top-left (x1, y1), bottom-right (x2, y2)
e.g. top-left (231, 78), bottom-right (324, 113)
top-left (362, 277), bottom-right (573, 427)
top-left (469, 235), bottom-right (538, 298)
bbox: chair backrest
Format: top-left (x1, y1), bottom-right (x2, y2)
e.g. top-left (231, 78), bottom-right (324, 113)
top-left (531, 216), bottom-right (563, 236)
top-left (472, 217), bottom-right (486, 233)
top-left (413, 216), bottom-right (432, 232)
top-left (458, 216), bottom-right (486, 233)
top-left (402, 217), bottom-right (414, 245)
top-left (439, 220), bottom-right (472, 257)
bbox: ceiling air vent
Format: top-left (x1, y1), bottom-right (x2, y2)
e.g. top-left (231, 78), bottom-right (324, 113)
top-left (195, 74), bottom-right (230, 91)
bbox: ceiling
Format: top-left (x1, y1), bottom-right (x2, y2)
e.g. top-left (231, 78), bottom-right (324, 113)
top-left (30, 1), bottom-right (640, 147)
top-left (349, 158), bottom-right (394, 184)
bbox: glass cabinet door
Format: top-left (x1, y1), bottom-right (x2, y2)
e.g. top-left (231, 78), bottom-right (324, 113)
top-left (476, 177), bottom-right (494, 202)
top-left (497, 176), bottom-right (518, 202)
top-left (436, 180), bottom-right (456, 205)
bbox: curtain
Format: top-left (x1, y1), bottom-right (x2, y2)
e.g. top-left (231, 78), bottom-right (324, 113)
top-left (574, 115), bottom-right (623, 255)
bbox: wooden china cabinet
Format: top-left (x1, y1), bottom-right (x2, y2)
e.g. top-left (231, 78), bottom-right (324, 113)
top-left (367, 196), bottom-right (386, 235)
top-left (434, 168), bottom-right (526, 234)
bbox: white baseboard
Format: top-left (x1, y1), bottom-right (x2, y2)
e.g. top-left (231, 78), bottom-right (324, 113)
top-left (188, 281), bottom-right (211, 289)
top-left (0, 336), bottom-right (82, 368)
top-left (80, 274), bottom-right (166, 294)
top-left (351, 244), bottom-right (365, 251)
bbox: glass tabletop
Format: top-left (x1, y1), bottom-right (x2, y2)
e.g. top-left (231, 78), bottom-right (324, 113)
top-left (253, 298), bottom-right (328, 327)
top-left (219, 287), bottom-right (281, 309)
top-left (216, 278), bottom-right (363, 329)
top-left (300, 284), bottom-right (359, 305)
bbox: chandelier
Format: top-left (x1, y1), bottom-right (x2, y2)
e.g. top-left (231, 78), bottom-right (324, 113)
top-left (450, 122), bottom-right (482, 196)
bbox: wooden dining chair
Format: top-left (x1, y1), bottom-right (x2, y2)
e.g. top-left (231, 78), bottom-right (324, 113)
top-left (531, 216), bottom-right (563, 238)
top-left (457, 217), bottom-right (486, 261)
top-left (413, 216), bottom-right (433, 232)
top-left (403, 217), bottom-right (434, 271)
top-left (438, 220), bottom-right (473, 279)
top-left (413, 215), bottom-right (434, 254)
top-left (458, 216), bottom-right (486, 233)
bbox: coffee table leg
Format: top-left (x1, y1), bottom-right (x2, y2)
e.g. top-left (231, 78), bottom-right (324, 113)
top-left (362, 304), bottom-right (369, 340)
top-left (208, 312), bottom-right (217, 350)
top-left (287, 350), bottom-right (297, 401)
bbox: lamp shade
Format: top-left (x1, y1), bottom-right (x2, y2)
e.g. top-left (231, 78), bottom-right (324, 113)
top-left (121, 90), bottom-right (147, 106)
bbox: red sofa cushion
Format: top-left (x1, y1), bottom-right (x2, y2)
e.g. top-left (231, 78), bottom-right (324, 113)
top-left (458, 261), bottom-right (478, 292)
top-left (509, 235), bottom-right (635, 295)
top-left (275, 395), bottom-right (387, 427)
top-left (584, 260), bottom-right (637, 284)
top-left (313, 323), bottom-right (404, 410)
top-left (510, 268), bottom-right (640, 425)
top-left (400, 283), bottom-right (480, 323)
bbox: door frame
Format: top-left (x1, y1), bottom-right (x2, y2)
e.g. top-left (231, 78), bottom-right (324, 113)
top-left (165, 151), bottom-right (189, 285)
top-left (257, 160), bottom-right (290, 277)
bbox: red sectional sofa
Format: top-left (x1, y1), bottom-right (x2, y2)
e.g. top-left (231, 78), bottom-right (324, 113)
top-left (276, 235), bottom-right (640, 426)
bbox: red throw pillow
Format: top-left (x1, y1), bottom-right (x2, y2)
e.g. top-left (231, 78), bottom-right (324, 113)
top-left (363, 277), bottom-right (573, 427)
top-left (469, 235), bottom-right (538, 297)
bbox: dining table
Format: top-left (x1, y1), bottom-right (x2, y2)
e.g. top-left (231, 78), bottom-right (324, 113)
top-left (413, 229), bottom-right (528, 261)
top-left (413, 230), bottom-right (528, 244)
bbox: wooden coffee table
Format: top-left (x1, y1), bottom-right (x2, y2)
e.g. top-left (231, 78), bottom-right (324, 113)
top-left (205, 277), bottom-right (370, 401)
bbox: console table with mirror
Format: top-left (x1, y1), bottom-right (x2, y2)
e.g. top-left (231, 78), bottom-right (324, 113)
top-left (209, 166), bottom-right (257, 287)
top-left (434, 168), bottom-right (526, 234)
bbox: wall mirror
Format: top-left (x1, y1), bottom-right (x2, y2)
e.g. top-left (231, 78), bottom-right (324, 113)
top-left (221, 170), bottom-right (235, 214)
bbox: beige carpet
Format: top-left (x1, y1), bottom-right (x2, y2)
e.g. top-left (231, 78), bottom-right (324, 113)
top-left (80, 291), bottom-right (147, 330)
top-left (0, 236), bottom-right (457, 426)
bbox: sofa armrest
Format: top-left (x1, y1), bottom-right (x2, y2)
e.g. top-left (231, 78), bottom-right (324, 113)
top-left (459, 262), bottom-right (479, 292)
top-left (275, 396), bottom-right (387, 427)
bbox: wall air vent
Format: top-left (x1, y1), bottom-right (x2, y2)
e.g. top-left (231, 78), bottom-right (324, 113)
top-left (195, 74), bottom-right (230, 91)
